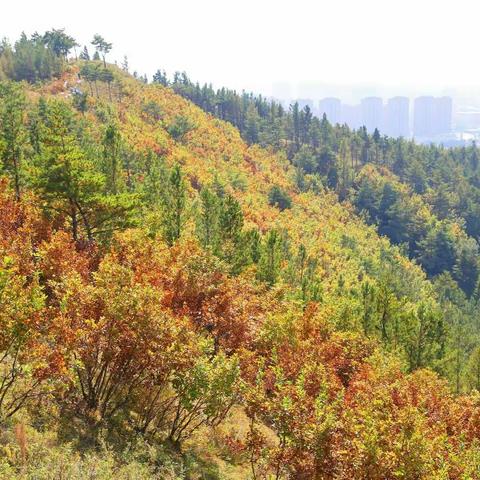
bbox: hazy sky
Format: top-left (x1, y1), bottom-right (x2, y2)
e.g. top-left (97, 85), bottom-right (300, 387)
top-left (3, 0), bottom-right (480, 97)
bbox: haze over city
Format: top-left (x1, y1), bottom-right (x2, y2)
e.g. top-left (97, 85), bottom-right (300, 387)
top-left (3, 0), bottom-right (480, 143)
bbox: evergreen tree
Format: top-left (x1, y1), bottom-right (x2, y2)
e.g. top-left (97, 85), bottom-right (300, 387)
top-left (245, 104), bottom-right (259, 144)
top-left (419, 223), bottom-right (457, 277)
top-left (0, 82), bottom-right (27, 199)
top-left (79, 46), bottom-right (90, 61)
top-left (79, 63), bottom-right (100, 96)
top-left (160, 164), bottom-right (186, 245)
top-left (72, 91), bottom-right (88, 114)
top-left (42, 29), bottom-right (76, 59)
top-left (34, 101), bottom-right (104, 241)
top-left (152, 69), bottom-right (168, 86)
top-left (219, 193), bottom-right (247, 271)
top-left (91, 34), bottom-right (112, 68)
top-left (258, 229), bottom-right (283, 286)
top-left (268, 185), bottom-right (292, 211)
top-left (453, 237), bottom-right (480, 297)
top-left (121, 55), bottom-right (129, 72)
top-left (99, 68), bottom-right (114, 101)
top-left (197, 187), bottom-right (220, 251)
top-left (34, 101), bottom-right (133, 242)
top-left (103, 123), bottom-right (122, 194)
top-left (470, 141), bottom-right (479, 171)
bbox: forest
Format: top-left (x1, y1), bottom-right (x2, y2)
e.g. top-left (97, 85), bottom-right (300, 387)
top-left (1, 30), bottom-right (480, 479)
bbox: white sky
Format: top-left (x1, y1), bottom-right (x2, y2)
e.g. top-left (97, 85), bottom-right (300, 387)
top-left (2, 0), bottom-right (480, 97)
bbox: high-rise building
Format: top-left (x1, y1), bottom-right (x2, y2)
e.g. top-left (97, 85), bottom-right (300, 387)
top-left (341, 104), bottom-right (362, 129)
top-left (385, 96), bottom-right (410, 137)
top-left (414, 96), bottom-right (452, 137)
top-left (435, 96), bottom-right (452, 134)
top-left (414, 96), bottom-right (436, 137)
top-left (319, 97), bottom-right (341, 124)
top-left (361, 97), bottom-right (383, 132)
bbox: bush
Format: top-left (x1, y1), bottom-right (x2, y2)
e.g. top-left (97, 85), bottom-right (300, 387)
top-left (268, 185), bottom-right (292, 211)
top-left (167, 115), bottom-right (195, 141)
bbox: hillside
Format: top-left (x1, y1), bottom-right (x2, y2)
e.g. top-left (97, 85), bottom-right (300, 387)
top-left (0, 35), bottom-right (480, 478)
top-left (68, 64), bottom-right (444, 367)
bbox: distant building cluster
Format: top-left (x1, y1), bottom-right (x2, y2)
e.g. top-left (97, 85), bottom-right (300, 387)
top-left (312, 96), bottom-right (453, 139)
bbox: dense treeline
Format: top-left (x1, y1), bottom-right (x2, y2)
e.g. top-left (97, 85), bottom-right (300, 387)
top-left (164, 70), bottom-right (480, 298)
top-left (0, 29), bottom-right (75, 82)
top-left (2, 30), bottom-right (480, 478)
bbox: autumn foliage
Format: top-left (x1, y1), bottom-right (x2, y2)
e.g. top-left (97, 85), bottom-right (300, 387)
top-left (1, 61), bottom-right (480, 479)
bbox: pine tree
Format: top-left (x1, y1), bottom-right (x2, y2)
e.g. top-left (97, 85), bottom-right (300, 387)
top-left (268, 185), bottom-right (292, 211)
top-left (219, 193), bottom-right (246, 271)
top-left (470, 141), bottom-right (479, 171)
top-left (121, 55), bottom-right (129, 72)
top-left (245, 104), bottom-right (259, 144)
top-left (197, 187), bottom-right (220, 251)
top-left (160, 164), bottom-right (186, 245)
top-left (103, 123), bottom-right (122, 194)
top-left (338, 138), bottom-right (353, 199)
top-left (153, 69), bottom-right (168, 86)
top-left (34, 101), bottom-right (104, 241)
top-left (43, 29), bottom-right (76, 59)
top-left (34, 101), bottom-right (134, 242)
top-left (79, 46), bottom-right (90, 61)
top-left (258, 229), bottom-right (283, 286)
top-left (0, 82), bottom-right (27, 199)
top-left (91, 34), bottom-right (112, 68)
top-left (99, 68), bottom-right (114, 101)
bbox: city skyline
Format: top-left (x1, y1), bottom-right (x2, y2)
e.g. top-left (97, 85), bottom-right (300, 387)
top-left (277, 95), bottom-right (454, 140)
top-left (266, 93), bottom-right (470, 142)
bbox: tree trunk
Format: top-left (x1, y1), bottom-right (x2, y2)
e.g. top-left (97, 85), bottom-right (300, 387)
top-left (75, 201), bottom-right (93, 243)
top-left (13, 156), bottom-right (20, 201)
top-left (70, 200), bottom-right (78, 242)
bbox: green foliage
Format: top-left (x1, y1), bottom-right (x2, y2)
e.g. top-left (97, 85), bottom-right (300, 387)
top-left (102, 123), bottom-right (122, 194)
top-left (91, 34), bottom-right (112, 68)
top-left (0, 33), bottom-right (67, 83)
top-left (0, 260), bottom-right (46, 421)
top-left (79, 46), bottom-right (90, 61)
top-left (196, 187), bottom-right (252, 273)
top-left (72, 90), bottom-right (88, 114)
top-left (257, 229), bottom-right (284, 286)
top-left (159, 164), bottom-right (187, 245)
top-left (167, 115), bottom-right (195, 141)
top-left (170, 346), bottom-right (239, 444)
top-left (42, 29), bottom-right (76, 58)
top-left (197, 187), bottom-right (221, 250)
top-left (0, 81), bottom-right (27, 198)
top-left (33, 100), bottom-right (135, 242)
top-left (268, 185), bottom-right (292, 211)
top-left (141, 101), bottom-right (163, 123)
